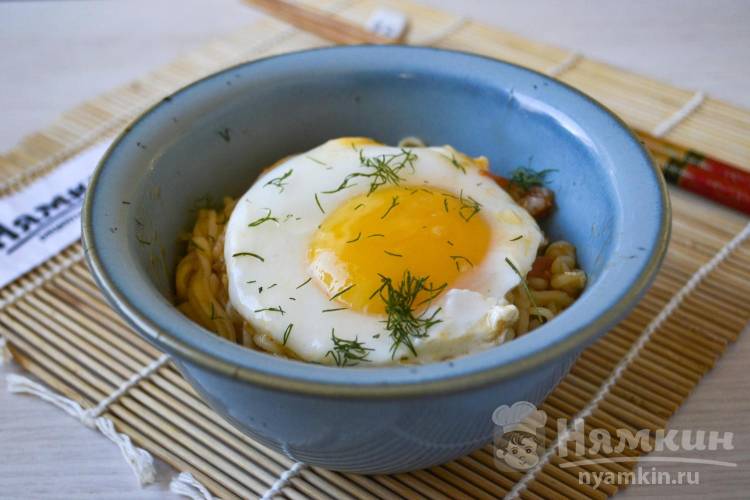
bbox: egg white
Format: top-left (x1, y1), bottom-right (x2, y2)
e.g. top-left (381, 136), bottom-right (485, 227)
top-left (224, 139), bottom-right (543, 365)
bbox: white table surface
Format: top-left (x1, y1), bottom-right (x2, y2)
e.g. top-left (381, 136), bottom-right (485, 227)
top-left (1, 1), bottom-right (748, 498)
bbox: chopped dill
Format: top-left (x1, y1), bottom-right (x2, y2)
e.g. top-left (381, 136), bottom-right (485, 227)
top-left (510, 235), bottom-right (523, 241)
top-left (306, 156), bottom-right (330, 168)
top-left (504, 257), bottom-right (538, 309)
top-left (346, 232), bottom-right (362, 244)
top-left (264, 169), bottom-right (293, 192)
top-left (443, 197), bottom-right (450, 212)
top-left (246, 280), bottom-right (256, 284)
top-left (446, 240), bottom-right (454, 246)
top-left (381, 196), bottom-right (399, 219)
top-left (314, 193), bottom-right (325, 213)
top-left (282, 323), bottom-right (293, 345)
top-left (354, 203), bottom-right (365, 210)
top-left (368, 233), bottom-right (385, 238)
top-left (384, 250), bottom-right (402, 257)
top-left (322, 307), bottom-right (348, 313)
top-left (232, 252), bottom-right (264, 262)
top-left (372, 333), bottom-right (381, 339)
top-left (136, 235), bottom-right (151, 246)
top-left (296, 277), bottom-right (312, 289)
top-left (217, 128), bottom-right (231, 143)
top-left (370, 271), bottom-right (446, 357)
top-left (322, 148), bottom-right (418, 195)
top-left (329, 283), bottom-right (356, 301)
top-left (210, 304), bottom-right (224, 320)
top-left (121, 200), bottom-right (131, 205)
top-left (267, 283), bottom-right (277, 289)
top-left (258, 286), bottom-right (263, 294)
top-left (442, 152), bottom-right (466, 173)
top-left (509, 167), bottom-right (556, 190)
top-left (254, 305), bottom-right (285, 315)
top-left (458, 190), bottom-right (482, 221)
top-left (289, 297), bottom-right (296, 301)
top-left (325, 329), bottom-right (373, 366)
top-left (450, 255), bottom-right (474, 271)
top-left (248, 209), bottom-right (279, 227)
top-left (135, 218), bottom-right (144, 227)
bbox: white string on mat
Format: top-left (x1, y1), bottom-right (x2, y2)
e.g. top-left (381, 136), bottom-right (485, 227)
top-left (6, 374), bottom-right (156, 485)
top-left (261, 462), bottom-right (307, 500)
top-left (5, 353), bottom-right (171, 486)
top-left (86, 354), bottom-right (170, 418)
top-left (170, 472), bottom-right (214, 500)
top-left (546, 51), bottom-right (583, 77)
top-left (651, 91), bottom-right (706, 138)
top-left (506, 220), bottom-right (750, 499)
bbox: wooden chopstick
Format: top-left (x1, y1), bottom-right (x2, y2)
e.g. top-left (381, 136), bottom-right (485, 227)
top-left (242, 0), bottom-right (401, 44)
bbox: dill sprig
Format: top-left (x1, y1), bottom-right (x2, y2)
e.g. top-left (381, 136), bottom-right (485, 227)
top-left (296, 277), bottom-right (312, 289)
top-left (371, 271), bottom-right (447, 357)
top-left (442, 152), bottom-right (467, 174)
top-left (329, 283), bottom-right (356, 301)
top-left (254, 305), bottom-right (285, 315)
top-left (510, 235), bottom-right (524, 241)
top-left (306, 156), bottom-right (331, 168)
top-left (509, 167), bottom-right (556, 190)
top-left (504, 257), bottom-right (538, 309)
top-left (381, 196), bottom-right (400, 219)
top-left (458, 190), bottom-right (482, 221)
top-left (325, 329), bottom-right (373, 366)
top-left (322, 307), bottom-right (348, 313)
top-left (282, 324), bottom-right (293, 345)
top-left (264, 169), bottom-right (293, 192)
top-left (314, 193), bottom-right (325, 213)
top-left (346, 232), bottom-right (362, 244)
top-left (217, 128), bottom-right (231, 143)
top-left (450, 255), bottom-right (474, 271)
top-left (322, 148), bottom-right (418, 195)
top-left (232, 252), bottom-right (264, 262)
top-left (248, 208), bottom-right (278, 227)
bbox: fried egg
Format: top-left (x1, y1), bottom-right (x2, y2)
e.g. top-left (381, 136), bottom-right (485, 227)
top-left (224, 138), bottom-right (543, 365)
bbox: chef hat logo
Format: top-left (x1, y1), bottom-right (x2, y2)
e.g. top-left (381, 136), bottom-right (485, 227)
top-left (492, 401), bottom-right (547, 435)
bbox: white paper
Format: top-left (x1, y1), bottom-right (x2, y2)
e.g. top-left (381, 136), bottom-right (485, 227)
top-left (0, 140), bottom-right (112, 288)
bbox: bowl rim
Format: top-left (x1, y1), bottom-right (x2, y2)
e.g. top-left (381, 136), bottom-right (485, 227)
top-left (83, 45), bottom-right (671, 398)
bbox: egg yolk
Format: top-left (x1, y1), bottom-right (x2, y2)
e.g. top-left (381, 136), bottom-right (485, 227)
top-left (308, 186), bottom-right (492, 314)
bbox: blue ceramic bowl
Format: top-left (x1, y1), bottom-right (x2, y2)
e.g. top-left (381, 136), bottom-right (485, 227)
top-left (83, 46), bottom-right (669, 473)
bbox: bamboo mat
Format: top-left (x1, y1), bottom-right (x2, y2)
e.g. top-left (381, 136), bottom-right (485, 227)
top-left (2, 0), bottom-right (750, 498)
